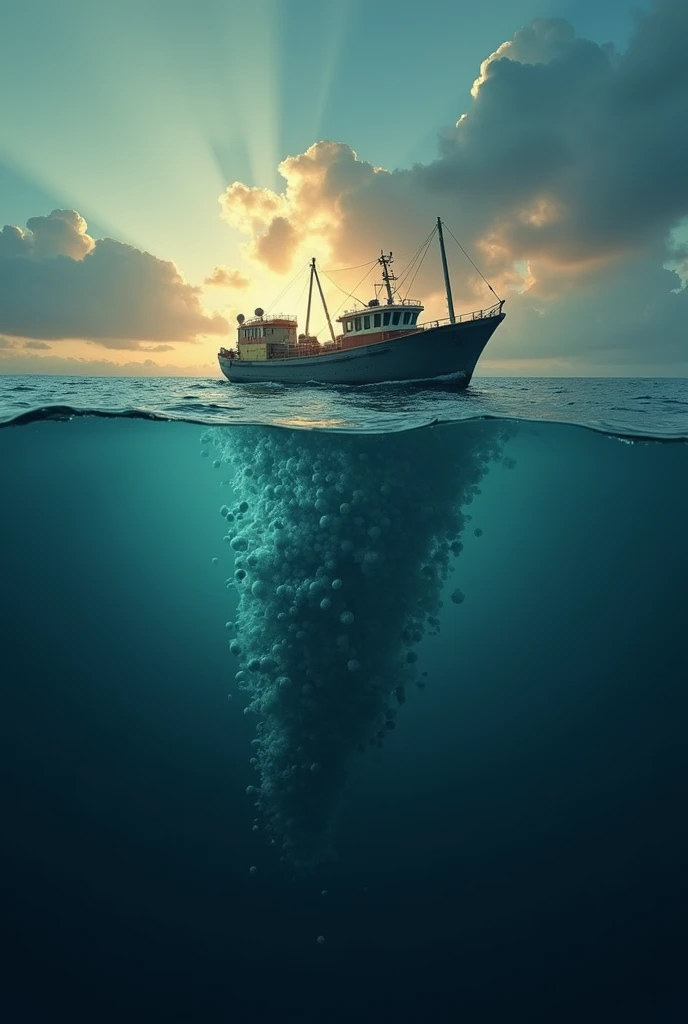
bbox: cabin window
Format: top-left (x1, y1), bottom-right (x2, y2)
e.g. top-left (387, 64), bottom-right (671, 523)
top-left (383, 312), bottom-right (391, 326)
top-left (346, 320), bottom-right (353, 332)
top-left (403, 311), bottom-right (412, 324)
top-left (355, 317), bottom-right (362, 331)
top-left (411, 311), bottom-right (419, 324)
top-left (374, 313), bottom-right (381, 327)
top-left (392, 312), bottom-right (401, 325)
top-left (364, 315), bottom-right (370, 329)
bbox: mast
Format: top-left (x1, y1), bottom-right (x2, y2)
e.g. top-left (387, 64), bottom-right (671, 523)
top-left (378, 252), bottom-right (396, 305)
top-left (312, 259), bottom-right (336, 343)
top-left (305, 257), bottom-right (315, 335)
top-left (436, 217), bottom-right (456, 324)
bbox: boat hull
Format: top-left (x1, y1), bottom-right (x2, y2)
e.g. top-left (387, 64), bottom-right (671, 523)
top-left (218, 313), bottom-right (504, 386)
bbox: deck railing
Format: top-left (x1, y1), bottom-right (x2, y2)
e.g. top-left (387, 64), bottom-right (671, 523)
top-left (242, 312), bottom-right (297, 325)
top-left (418, 301), bottom-right (504, 330)
top-left (340, 298), bottom-right (422, 318)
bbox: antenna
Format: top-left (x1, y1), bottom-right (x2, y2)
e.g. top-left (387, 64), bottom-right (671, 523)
top-left (378, 251), bottom-right (396, 305)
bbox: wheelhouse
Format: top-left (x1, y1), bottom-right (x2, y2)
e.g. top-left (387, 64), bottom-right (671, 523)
top-left (337, 299), bottom-right (423, 339)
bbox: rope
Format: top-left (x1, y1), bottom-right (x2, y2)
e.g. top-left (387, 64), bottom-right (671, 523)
top-left (265, 261), bottom-right (310, 314)
top-left (323, 245), bottom-right (425, 274)
top-left (396, 226), bottom-right (436, 294)
top-left (442, 222), bottom-right (502, 302)
top-left (403, 230), bottom-right (435, 300)
top-left (313, 262), bottom-right (377, 336)
top-left (293, 271), bottom-right (311, 314)
top-left (322, 257), bottom-right (378, 273)
top-left (321, 262), bottom-right (377, 313)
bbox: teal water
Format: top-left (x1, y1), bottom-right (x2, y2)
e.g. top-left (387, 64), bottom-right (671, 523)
top-left (2, 373), bottom-right (688, 436)
top-left (1, 377), bottom-right (687, 1021)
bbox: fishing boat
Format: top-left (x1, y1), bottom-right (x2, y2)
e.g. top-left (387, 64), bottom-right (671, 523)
top-left (217, 218), bottom-right (504, 386)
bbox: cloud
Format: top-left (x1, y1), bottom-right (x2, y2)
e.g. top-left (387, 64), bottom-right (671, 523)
top-left (0, 210), bottom-right (228, 348)
top-left (23, 340), bottom-right (51, 350)
top-left (0, 349), bottom-right (217, 377)
top-left (204, 265), bottom-right (251, 289)
top-left (218, 1), bottom-right (688, 369)
top-left (0, 335), bottom-right (16, 349)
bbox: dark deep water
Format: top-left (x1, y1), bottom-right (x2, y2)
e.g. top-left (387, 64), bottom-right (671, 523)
top-left (1, 413), bottom-right (687, 1022)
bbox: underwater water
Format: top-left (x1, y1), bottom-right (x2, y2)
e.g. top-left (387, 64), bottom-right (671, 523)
top-left (1, 378), bottom-right (688, 1022)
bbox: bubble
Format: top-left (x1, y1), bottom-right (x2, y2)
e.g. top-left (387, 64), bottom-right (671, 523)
top-left (316, 935), bottom-right (325, 946)
top-left (451, 589), bottom-right (465, 604)
top-left (474, 528), bottom-right (483, 537)
top-left (211, 557), bottom-right (219, 565)
top-left (206, 420), bottom-right (513, 867)
top-left (249, 865), bottom-right (257, 875)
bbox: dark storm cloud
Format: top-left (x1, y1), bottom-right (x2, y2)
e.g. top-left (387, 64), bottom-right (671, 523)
top-left (431, 2), bottom-right (688, 268)
top-left (223, 1), bottom-right (688, 287)
top-left (219, 0), bottom-right (687, 370)
top-left (0, 210), bottom-right (227, 347)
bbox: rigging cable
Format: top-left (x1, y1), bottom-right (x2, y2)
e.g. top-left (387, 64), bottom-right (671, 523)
top-left (321, 261), bottom-right (378, 312)
top-left (403, 229), bottom-right (436, 301)
top-left (293, 270), bottom-right (312, 316)
top-left (441, 222), bottom-right (502, 303)
top-left (322, 257), bottom-right (378, 273)
top-left (313, 262), bottom-right (378, 337)
top-left (395, 226), bottom-right (437, 294)
top-left (323, 244), bottom-right (426, 274)
top-left (265, 261), bottom-right (310, 314)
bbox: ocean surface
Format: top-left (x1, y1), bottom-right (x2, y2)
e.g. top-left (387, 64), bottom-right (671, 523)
top-left (1, 373), bottom-right (687, 1023)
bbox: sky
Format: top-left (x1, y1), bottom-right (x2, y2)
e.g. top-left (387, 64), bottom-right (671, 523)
top-left (0, 0), bottom-right (686, 377)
